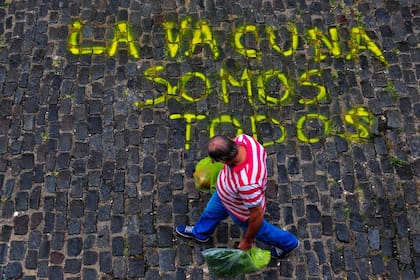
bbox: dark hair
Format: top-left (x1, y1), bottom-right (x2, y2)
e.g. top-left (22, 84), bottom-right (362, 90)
top-left (208, 135), bottom-right (238, 162)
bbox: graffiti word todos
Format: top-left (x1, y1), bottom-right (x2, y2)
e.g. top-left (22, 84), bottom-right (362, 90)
top-left (170, 107), bottom-right (373, 150)
top-left (67, 18), bottom-right (388, 65)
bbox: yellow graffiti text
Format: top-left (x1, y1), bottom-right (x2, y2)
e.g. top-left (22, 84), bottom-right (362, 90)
top-left (169, 110), bottom-right (373, 150)
top-left (108, 22), bottom-right (140, 58)
top-left (219, 67), bottom-right (253, 104)
top-left (307, 27), bottom-right (341, 62)
top-left (163, 17), bottom-right (219, 59)
top-left (141, 66), bottom-right (178, 106)
top-left (209, 115), bottom-right (244, 139)
top-left (297, 114), bottom-right (331, 143)
top-left (234, 25), bottom-right (261, 59)
top-left (68, 19), bottom-right (388, 65)
top-left (67, 21), bottom-right (139, 58)
top-left (257, 69), bottom-right (292, 106)
top-left (68, 21), bottom-right (106, 55)
top-left (265, 23), bottom-right (298, 57)
top-left (347, 27), bottom-right (387, 65)
top-left (178, 71), bottom-right (212, 102)
top-left (169, 113), bottom-right (206, 150)
top-left (250, 115), bottom-right (286, 146)
top-left (137, 66), bottom-right (214, 107)
top-left (141, 65), bottom-right (327, 108)
top-left (342, 107), bottom-right (374, 140)
top-left (298, 69), bottom-right (327, 105)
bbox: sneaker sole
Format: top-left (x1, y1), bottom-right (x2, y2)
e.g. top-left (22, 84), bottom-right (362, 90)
top-left (272, 240), bottom-right (300, 259)
top-left (175, 228), bottom-right (209, 243)
top-left (283, 240), bottom-right (299, 258)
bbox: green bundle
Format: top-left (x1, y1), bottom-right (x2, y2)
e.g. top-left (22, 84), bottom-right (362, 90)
top-left (193, 157), bottom-right (224, 193)
top-left (202, 247), bottom-right (271, 278)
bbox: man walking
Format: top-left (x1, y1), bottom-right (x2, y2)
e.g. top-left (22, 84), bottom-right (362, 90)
top-left (176, 134), bottom-right (299, 258)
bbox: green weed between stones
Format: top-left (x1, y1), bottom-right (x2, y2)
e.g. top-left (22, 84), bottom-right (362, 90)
top-left (42, 131), bottom-right (50, 143)
top-left (354, 185), bottom-right (365, 205)
top-left (46, 170), bottom-right (59, 177)
top-left (385, 81), bottom-right (400, 101)
top-left (389, 156), bottom-right (405, 167)
top-left (1, 0), bottom-right (11, 6)
top-left (0, 36), bottom-right (6, 48)
top-left (62, 93), bottom-right (75, 100)
top-left (343, 204), bottom-right (350, 219)
top-left (0, 196), bottom-right (9, 209)
top-left (330, 0), bottom-right (365, 27)
top-left (123, 238), bottom-right (129, 257)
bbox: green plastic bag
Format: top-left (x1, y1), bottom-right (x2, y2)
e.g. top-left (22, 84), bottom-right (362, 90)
top-left (202, 247), bottom-right (271, 278)
top-left (193, 157), bottom-right (224, 193)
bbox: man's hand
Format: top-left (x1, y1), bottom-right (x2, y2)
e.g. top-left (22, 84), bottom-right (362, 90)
top-left (238, 205), bottom-right (264, 251)
top-left (238, 238), bottom-right (254, 251)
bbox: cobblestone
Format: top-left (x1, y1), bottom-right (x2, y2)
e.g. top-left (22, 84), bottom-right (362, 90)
top-left (0, 0), bottom-right (418, 279)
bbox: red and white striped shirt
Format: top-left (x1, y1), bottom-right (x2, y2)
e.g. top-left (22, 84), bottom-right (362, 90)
top-left (216, 134), bottom-right (268, 221)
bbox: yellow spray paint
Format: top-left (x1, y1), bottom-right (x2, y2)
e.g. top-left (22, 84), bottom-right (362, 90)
top-left (68, 20), bottom-right (388, 67)
top-left (265, 23), bottom-right (298, 57)
top-left (185, 20), bottom-right (220, 58)
top-left (163, 17), bottom-right (219, 59)
top-left (142, 66), bottom-right (178, 106)
top-left (67, 20), bottom-right (106, 55)
top-left (307, 27), bottom-right (341, 62)
top-left (250, 115), bottom-right (286, 146)
top-left (107, 22), bottom-right (140, 58)
top-left (234, 25), bottom-right (261, 59)
top-left (68, 20), bottom-right (139, 57)
top-left (178, 71), bottom-right (212, 102)
top-left (209, 115), bottom-right (243, 138)
top-left (296, 114), bottom-right (331, 143)
top-left (298, 69), bottom-right (327, 105)
top-left (219, 67), bottom-right (253, 104)
top-left (346, 27), bottom-right (388, 65)
top-left (162, 18), bottom-right (191, 58)
top-left (169, 113), bottom-right (207, 150)
top-left (257, 69), bottom-right (292, 106)
top-left (342, 107), bottom-right (373, 140)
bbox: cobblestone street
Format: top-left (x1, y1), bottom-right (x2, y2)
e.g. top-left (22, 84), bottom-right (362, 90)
top-left (0, 0), bottom-right (419, 279)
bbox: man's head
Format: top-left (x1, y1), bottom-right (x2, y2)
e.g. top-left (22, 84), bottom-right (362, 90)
top-left (208, 135), bottom-right (238, 164)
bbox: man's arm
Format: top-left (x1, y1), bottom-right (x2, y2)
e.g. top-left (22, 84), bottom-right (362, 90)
top-left (238, 204), bottom-right (264, 251)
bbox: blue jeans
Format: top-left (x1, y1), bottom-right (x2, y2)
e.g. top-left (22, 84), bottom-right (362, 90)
top-left (192, 191), bottom-right (299, 251)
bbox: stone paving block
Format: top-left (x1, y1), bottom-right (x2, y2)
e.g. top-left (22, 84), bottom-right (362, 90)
top-left (0, 243), bottom-right (7, 264)
top-left (112, 236), bottom-right (124, 256)
top-left (371, 254), bottom-right (386, 275)
top-left (67, 237), bottom-right (83, 257)
top-left (64, 258), bottom-right (82, 274)
top-left (28, 231), bottom-right (41, 249)
top-left (343, 247), bottom-right (356, 271)
top-left (9, 240), bottom-right (25, 261)
top-left (25, 250), bottom-right (37, 269)
top-left (99, 251), bottom-right (112, 273)
top-left (67, 219), bottom-right (81, 235)
top-left (51, 233), bottom-right (64, 251)
top-left (113, 256), bottom-right (127, 278)
top-left (83, 268), bottom-right (98, 280)
top-left (128, 257), bottom-right (145, 278)
top-left (5, 262), bottom-right (23, 279)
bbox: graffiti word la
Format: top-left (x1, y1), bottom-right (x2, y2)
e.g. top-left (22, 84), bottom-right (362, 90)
top-left (67, 18), bottom-right (387, 65)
